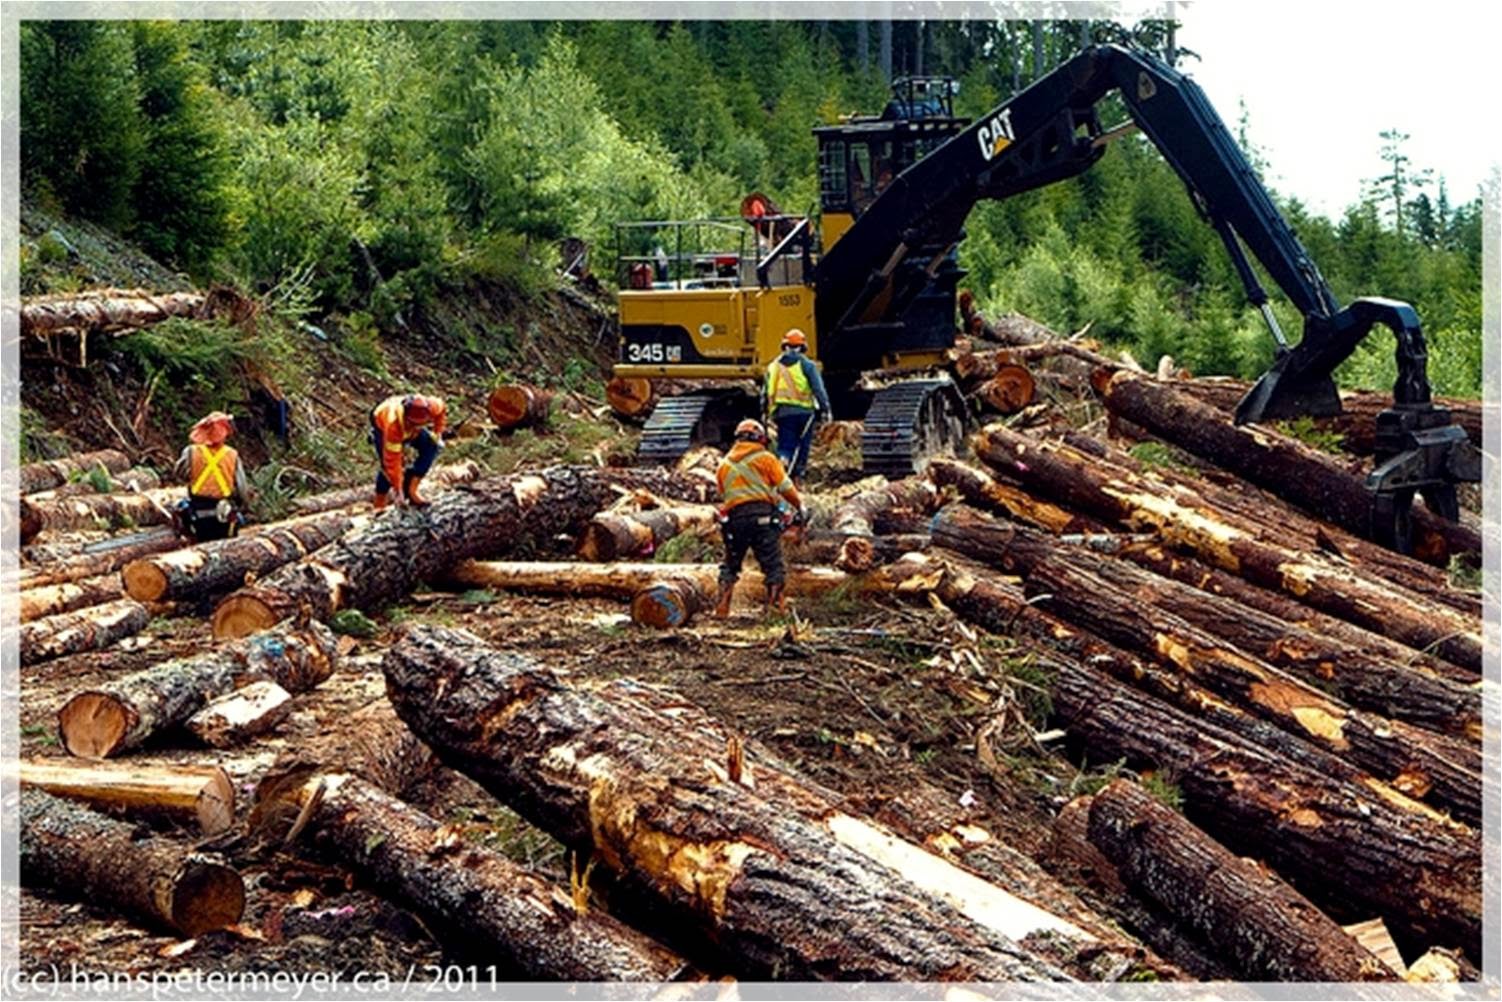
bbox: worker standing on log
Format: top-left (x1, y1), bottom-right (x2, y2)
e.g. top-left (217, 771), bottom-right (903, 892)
top-left (715, 419), bottom-right (804, 616)
top-left (370, 394), bottom-right (447, 509)
top-left (762, 329), bottom-right (830, 485)
top-left (174, 411), bottom-right (252, 542)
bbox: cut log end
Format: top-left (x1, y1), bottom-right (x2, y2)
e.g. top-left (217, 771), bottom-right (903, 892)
top-left (630, 581), bottom-right (704, 629)
top-left (837, 536), bottom-right (877, 573)
top-left (170, 859), bottom-right (246, 936)
top-left (487, 385), bottom-right (552, 430)
top-left (195, 772), bottom-right (237, 836)
top-left (121, 560), bottom-right (170, 603)
top-left (210, 595), bottom-right (280, 640)
top-left (58, 692), bottom-right (134, 760)
top-left (606, 376), bottom-right (656, 420)
top-left (981, 365), bottom-right (1037, 414)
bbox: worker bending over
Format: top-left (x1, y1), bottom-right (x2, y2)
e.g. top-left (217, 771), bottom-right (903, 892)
top-left (174, 410), bottom-right (252, 541)
top-left (715, 419), bottom-right (804, 616)
top-left (370, 393), bottom-right (447, 509)
top-left (762, 329), bottom-right (831, 484)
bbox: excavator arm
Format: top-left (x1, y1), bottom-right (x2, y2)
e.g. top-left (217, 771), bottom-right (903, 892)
top-left (818, 43), bottom-right (1479, 552)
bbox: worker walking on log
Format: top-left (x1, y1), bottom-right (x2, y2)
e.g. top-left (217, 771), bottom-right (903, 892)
top-left (715, 419), bottom-right (804, 617)
top-left (762, 329), bottom-right (831, 485)
top-left (370, 394), bottom-right (447, 510)
top-left (174, 411), bottom-right (252, 542)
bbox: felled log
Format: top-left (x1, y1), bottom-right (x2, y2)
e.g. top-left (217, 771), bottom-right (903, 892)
top-left (287, 461), bottom-right (482, 516)
top-left (785, 530), bottom-right (930, 571)
top-left (1087, 779), bottom-right (1392, 981)
top-left (976, 365), bottom-right (1037, 413)
top-left (831, 478), bottom-right (941, 536)
top-left (57, 619), bottom-right (338, 759)
top-left (19, 448), bottom-right (132, 496)
top-left (630, 579), bottom-right (709, 629)
top-left (264, 772), bottom-right (688, 980)
top-left (1099, 370), bottom-right (1480, 564)
top-left (487, 384), bottom-right (553, 430)
top-left (20, 487), bottom-right (181, 543)
top-left (42, 467), bottom-right (162, 496)
top-left (20, 788), bottom-right (244, 936)
top-left (210, 466), bottom-right (714, 640)
top-left (19, 528), bottom-right (183, 590)
top-left (936, 564), bottom-right (1482, 960)
top-left (577, 504), bottom-right (719, 561)
top-left (928, 458), bottom-right (1105, 535)
top-left (20, 289), bottom-right (206, 337)
top-left (20, 573), bottom-right (124, 623)
top-left (974, 426), bottom-right (1481, 671)
top-left (186, 681), bottom-right (293, 748)
top-left (604, 377), bottom-right (754, 423)
top-left (21, 598), bottom-right (150, 666)
top-left (122, 510), bottom-right (363, 603)
top-left (1170, 376), bottom-right (1485, 456)
top-left (18, 759), bottom-right (235, 835)
top-left (383, 625), bottom-right (1076, 981)
top-left (933, 508), bottom-right (1479, 823)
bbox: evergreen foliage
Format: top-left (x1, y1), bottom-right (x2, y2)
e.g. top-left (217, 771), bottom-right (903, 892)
top-left (18, 18), bottom-right (1484, 397)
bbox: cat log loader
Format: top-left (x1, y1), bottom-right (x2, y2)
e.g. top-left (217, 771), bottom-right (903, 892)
top-left (610, 43), bottom-right (1480, 552)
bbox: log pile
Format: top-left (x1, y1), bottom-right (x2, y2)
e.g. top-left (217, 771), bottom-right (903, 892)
top-left (19, 448), bottom-right (132, 495)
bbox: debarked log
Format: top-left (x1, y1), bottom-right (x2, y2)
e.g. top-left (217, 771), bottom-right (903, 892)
top-left (382, 625), bottom-right (1080, 981)
top-left (57, 619), bottom-right (338, 759)
top-left (20, 788), bottom-right (244, 937)
top-left (18, 758), bottom-right (235, 835)
top-left (265, 772), bottom-right (689, 980)
top-left (209, 466), bottom-right (718, 640)
top-left (1086, 778), bottom-right (1392, 981)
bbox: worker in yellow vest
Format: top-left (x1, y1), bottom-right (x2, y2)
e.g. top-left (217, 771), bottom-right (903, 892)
top-left (715, 419), bottom-right (805, 617)
top-left (173, 411), bottom-right (253, 541)
top-left (762, 329), bottom-right (831, 484)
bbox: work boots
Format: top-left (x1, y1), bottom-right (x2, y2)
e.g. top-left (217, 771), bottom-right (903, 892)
top-left (403, 472), bottom-right (430, 507)
top-left (714, 582), bottom-right (735, 618)
top-left (765, 583), bottom-right (787, 616)
top-left (372, 491), bottom-right (391, 511)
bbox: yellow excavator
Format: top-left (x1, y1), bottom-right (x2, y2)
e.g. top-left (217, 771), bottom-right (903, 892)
top-left (609, 44), bottom-right (1478, 550)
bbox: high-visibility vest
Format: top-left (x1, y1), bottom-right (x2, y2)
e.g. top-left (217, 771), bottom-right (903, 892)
top-left (719, 450), bottom-right (782, 508)
top-left (189, 444), bottom-right (237, 499)
top-left (765, 357), bottom-right (815, 409)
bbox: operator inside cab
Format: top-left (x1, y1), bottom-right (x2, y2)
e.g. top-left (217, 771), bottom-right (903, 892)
top-left (715, 419), bottom-right (805, 617)
top-left (370, 393), bottom-right (447, 509)
top-left (762, 329), bottom-right (831, 485)
top-left (174, 411), bottom-right (252, 541)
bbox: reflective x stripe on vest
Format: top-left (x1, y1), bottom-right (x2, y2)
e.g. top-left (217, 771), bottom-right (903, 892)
top-left (721, 453), bottom-right (779, 507)
top-left (766, 358), bottom-right (814, 409)
top-left (191, 445), bottom-right (234, 498)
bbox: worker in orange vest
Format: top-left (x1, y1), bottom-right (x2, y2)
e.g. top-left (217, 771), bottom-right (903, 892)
top-left (173, 411), bottom-right (252, 541)
top-left (715, 419), bottom-right (804, 616)
top-left (370, 393), bottom-right (447, 509)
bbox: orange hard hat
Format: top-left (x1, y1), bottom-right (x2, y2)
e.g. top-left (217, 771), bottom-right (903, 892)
top-left (189, 411), bottom-right (235, 445)
top-left (782, 329), bottom-right (808, 349)
top-left (404, 395), bottom-right (434, 425)
top-left (734, 418), bottom-right (769, 443)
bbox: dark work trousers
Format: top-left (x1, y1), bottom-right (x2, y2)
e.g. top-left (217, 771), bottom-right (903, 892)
top-left (370, 425), bottom-right (440, 494)
top-left (772, 408), bottom-right (817, 481)
top-left (185, 497), bottom-right (238, 542)
top-left (719, 501), bottom-right (786, 587)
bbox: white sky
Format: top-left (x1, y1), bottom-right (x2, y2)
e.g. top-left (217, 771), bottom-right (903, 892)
top-left (1171, 1), bottom-right (1501, 220)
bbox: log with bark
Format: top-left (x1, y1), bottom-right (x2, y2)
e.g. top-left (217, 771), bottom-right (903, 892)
top-left (933, 507), bottom-right (1480, 823)
top-left (935, 564), bottom-right (1482, 960)
top-left (784, 530), bottom-right (930, 571)
top-left (577, 504), bottom-right (720, 561)
top-left (122, 510), bottom-right (364, 604)
top-left (1169, 376), bottom-right (1485, 456)
top-left (927, 458), bottom-right (1105, 535)
top-left (261, 772), bottom-right (689, 980)
top-left (830, 477), bottom-right (941, 536)
top-left (18, 758), bottom-right (236, 835)
top-left (20, 289), bottom-right (207, 337)
top-left (486, 384), bottom-right (553, 431)
top-left (1098, 370), bottom-right (1481, 564)
top-left (21, 598), bottom-right (151, 666)
top-left (383, 625), bottom-right (1085, 981)
top-left (19, 528), bottom-right (184, 590)
top-left (976, 365), bottom-right (1037, 413)
top-left (57, 619), bottom-right (338, 759)
top-left (604, 376), bottom-right (757, 423)
top-left (19, 448), bottom-right (132, 496)
top-left (973, 425), bottom-right (1482, 671)
top-left (20, 572), bottom-right (124, 623)
top-left (20, 487), bottom-right (182, 543)
top-left (210, 466), bottom-right (715, 639)
top-left (288, 461), bottom-right (482, 516)
top-left (41, 466), bottom-right (162, 496)
top-left (1086, 779), bottom-right (1392, 981)
top-left (186, 680), bottom-right (294, 747)
top-left (20, 788), bottom-right (244, 937)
